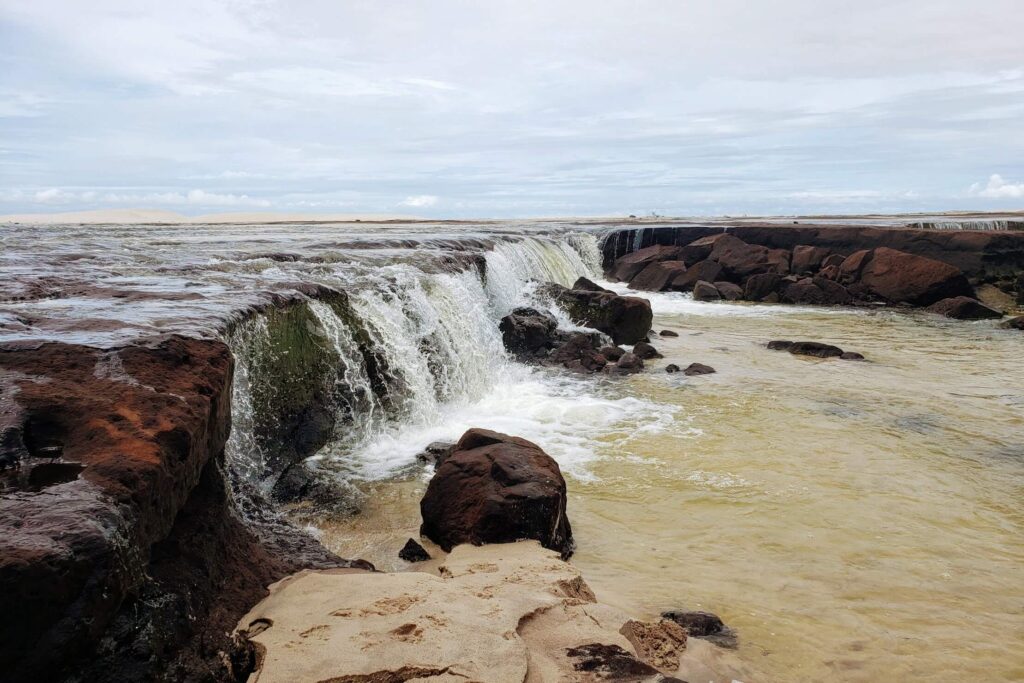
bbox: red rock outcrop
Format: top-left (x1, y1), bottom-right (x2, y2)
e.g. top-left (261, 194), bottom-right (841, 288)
top-left (858, 247), bottom-right (973, 305)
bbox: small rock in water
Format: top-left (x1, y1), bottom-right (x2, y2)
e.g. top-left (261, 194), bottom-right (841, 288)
top-left (599, 345), bottom-right (626, 361)
top-left (603, 352), bottom-right (644, 376)
top-left (1000, 315), bottom-right (1024, 330)
top-left (788, 341), bottom-right (844, 358)
top-left (840, 351), bottom-right (865, 360)
top-left (661, 610), bottom-right (738, 649)
top-left (632, 341), bottom-right (662, 359)
top-left (398, 538), bottom-right (431, 563)
top-left (659, 330), bottom-right (679, 337)
top-left (926, 296), bottom-right (1003, 320)
top-left (682, 363), bottom-right (715, 376)
top-left (766, 340), bottom-right (794, 351)
top-left (665, 364), bottom-right (681, 373)
top-left (416, 441), bottom-right (455, 467)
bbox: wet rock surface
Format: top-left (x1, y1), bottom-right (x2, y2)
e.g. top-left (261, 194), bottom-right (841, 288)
top-left (682, 363), bottom-right (716, 376)
top-left (662, 610), bottom-right (738, 649)
top-left (420, 428), bottom-right (574, 558)
top-left (768, 340), bottom-right (862, 360)
top-left (1001, 315), bottom-right (1024, 330)
top-left (543, 282), bottom-right (653, 345)
top-left (399, 538), bottom-right (432, 563)
top-left (927, 296), bottom-right (1003, 320)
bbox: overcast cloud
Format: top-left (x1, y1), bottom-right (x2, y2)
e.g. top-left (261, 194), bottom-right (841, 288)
top-left (1, 0), bottom-right (1022, 217)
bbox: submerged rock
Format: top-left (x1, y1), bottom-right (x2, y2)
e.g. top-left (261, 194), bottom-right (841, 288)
top-left (788, 341), bottom-right (845, 358)
top-left (767, 340), bottom-right (794, 350)
top-left (632, 341), bottom-right (662, 360)
top-left (599, 344), bottom-right (626, 361)
top-left (927, 296), bottom-right (1003, 320)
top-left (1000, 315), bottom-right (1024, 330)
top-left (415, 441), bottom-right (455, 467)
top-left (840, 351), bottom-right (865, 360)
top-left (661, 610), bottom-right (738, 649)
top-left (420, 428), bottom-right (574, 558)
top-left (399, 538), bottom-right (431, 563)
top-left (665, 364), bottom-right (681, 373)
top-left (659, 330), bottom-right (679, 337)
top-left (549, 332), bottom-right (608, 373)
top-left (682, 363), bottom-right (716, 376)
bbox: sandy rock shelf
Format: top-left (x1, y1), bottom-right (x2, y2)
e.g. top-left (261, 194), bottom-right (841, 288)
top-left (238, 541), bottom-right (738, 682)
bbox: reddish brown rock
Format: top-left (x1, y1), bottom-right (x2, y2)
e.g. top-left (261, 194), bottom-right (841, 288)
top-left (838, 249), bottom-right (874, 281)
top-left (787, 341), bottom-right (844, 358)
top-left (708, 235), bottom-right (790, 279)
top-left (1000, 316), bottom-right (1024, 330)
top-left (628, 260), bottom-right (687, 291)
top-left (926, 296), bottom-right (1003, 320)
top-left (499, 307), bottom-right (560, 359)
top-left (548, 333), bottom-right (608, 374)
top-left (742, 273), bottom-right (782, 301)
top-left (419, 428), bottom-right (574, 558)
top-left (791, 245), bottom-right (833, 274)
top-left (679, 233), bottom-right (735, 266)
top-left (603, 352), bottom-right (644, 375)
top-left (692, 280), bottom-right (721, 301)
top-left (820, 253), bottom-right (847, 270)
top-left (632, 341), bottom-right (662, 360)
top-left (667, 259), bottom-right (723, 292)
top-left (858, 247), bottom-right (973, 305)
top-left (572, 277), bottom-right (612, 293)
top-left (610, 245), bottom-right (685, 282)
top-left (713, 281), bottom-right (743, 301)
top-left (782, 277), bottom-right (852, 305)
top-left (682, 363), bottom-right (716, 376)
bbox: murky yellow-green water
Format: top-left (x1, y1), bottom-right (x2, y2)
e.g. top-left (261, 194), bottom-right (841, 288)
top-left (318, 297), bottom-right (1024, 682)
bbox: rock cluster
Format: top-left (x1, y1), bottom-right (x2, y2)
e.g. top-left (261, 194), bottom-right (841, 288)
top-left (607, 237), bottom-right (985, 310)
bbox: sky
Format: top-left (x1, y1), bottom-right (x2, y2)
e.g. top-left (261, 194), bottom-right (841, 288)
top-left (1, 0), bottom-right (1023, 218)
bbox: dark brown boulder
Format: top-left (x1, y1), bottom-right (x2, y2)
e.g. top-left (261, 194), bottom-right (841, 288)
top-left (603, 352), bottom-right (644, 375)
top-left (499, 307), bottom-right (559, 359)
top-left (572, 277), bottom-right (611, 293)
top-left (1000, 316), bottom-right (1024, 330)
top-left (766, 340), bottom-right (794, 350)
top-left (840, 351), bottom-right (865, 360)
top-left (610, 245), bottom-right (685, 281)
top-left (659, 330), bottom-right (679, 337)
top-left (820, 253), bottom-right (847, 270)
top-left (858, 247), bottom-right (974, 305)
top-left (927, 296), bottom-right (1003, 320)
top-left (791, 245), bottom-right (833, 274)
top-left (543, 284), bottom-right (653, 345)
top-left (788, 341), bottom-right (844, 358)
top-left (714, 281), bottom-right (743, 301)
top-left (419, 428), bottom-right (573, 558)
top-left (667, 259), bottom-right (722, 292)
top-left (632, 341), bottom-right (662, 359)
top-left (708, 234), bottom-right (790, 279)
top-left (665, 364), bottom-right (681, 373)
top-left (399, 538), bottom-right (431, 563)
top-left (628, 260), bottom-right (687, 292)
top-left (817, 264), bottom-right (841, 281)
top-left (692, 280), bottom-right (721, 301)
top-left (743, 273), bottom-right (782, 301)
top-left (683, 363), bottom-right (716, 376)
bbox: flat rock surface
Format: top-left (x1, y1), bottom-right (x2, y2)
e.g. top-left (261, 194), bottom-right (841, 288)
top-left (239, 542), bottom-right (739, 682)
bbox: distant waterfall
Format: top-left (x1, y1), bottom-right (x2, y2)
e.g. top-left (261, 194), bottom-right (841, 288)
top-left (223, 233), bottom-right (601, 487)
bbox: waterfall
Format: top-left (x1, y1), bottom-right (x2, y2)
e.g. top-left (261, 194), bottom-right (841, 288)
top-left (224, 233), bottom-right (604, 487)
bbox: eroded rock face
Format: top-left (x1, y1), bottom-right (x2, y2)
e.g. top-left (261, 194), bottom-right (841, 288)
top-left (858, 247), bottom-right (973, 306)
top-left (927, 296), bottom-right (1003, 320)
top-left (420, 429), bottom-right (574, 558)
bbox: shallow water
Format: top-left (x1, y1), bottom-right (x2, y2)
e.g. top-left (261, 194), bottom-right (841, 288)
top-left (321, 288), bottom-right (1024, 682)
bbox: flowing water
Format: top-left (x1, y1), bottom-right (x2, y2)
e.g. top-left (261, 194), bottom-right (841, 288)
top-left (2, 220), bottom-right (1022, 681)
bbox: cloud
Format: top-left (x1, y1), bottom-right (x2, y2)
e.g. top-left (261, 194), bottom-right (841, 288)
top-left (401, 195), bottom-right (439, 208)
top-left (969, 174), bottom-right (1024, 199)
top-left (1, 188), bottom-right (271, 208)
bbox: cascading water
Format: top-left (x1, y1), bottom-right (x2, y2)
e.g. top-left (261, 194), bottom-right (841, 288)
top-left (223, 232), bottom-right (667, 492)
